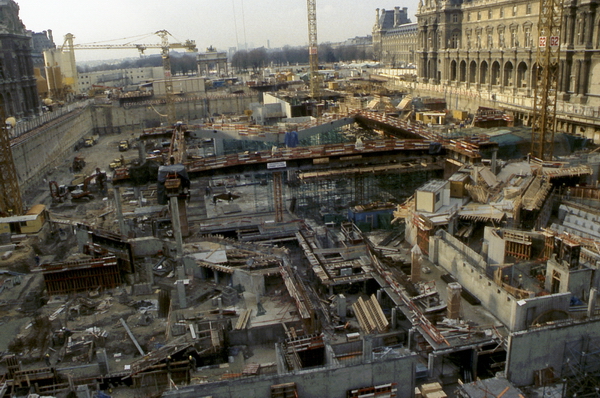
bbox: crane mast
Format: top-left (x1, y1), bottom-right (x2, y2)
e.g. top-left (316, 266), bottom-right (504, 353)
top-left (530, 0), bottom-right (564, 161)
top-left (307, 0), bottom-right (320, 98)
top-left (156, 30), bottom-right (177, 126)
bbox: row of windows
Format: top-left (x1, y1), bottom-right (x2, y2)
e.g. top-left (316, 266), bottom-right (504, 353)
top-left (464, 3), bottom-right (532, 22)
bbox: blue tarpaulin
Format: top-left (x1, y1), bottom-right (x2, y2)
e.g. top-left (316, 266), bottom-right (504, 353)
top-left (284, 131), bottom-right (299, 148)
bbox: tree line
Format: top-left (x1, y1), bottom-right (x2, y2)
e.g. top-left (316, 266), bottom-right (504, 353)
top-left (76, 43), bottom-right (373, 75)
top-left (231, 44), bottom-right (373, 72)
top-left (77, 53), bottom-right (198, 75)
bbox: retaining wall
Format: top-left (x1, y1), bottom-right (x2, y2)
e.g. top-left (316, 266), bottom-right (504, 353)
top-left (163, 353), bottom-right (418, 398)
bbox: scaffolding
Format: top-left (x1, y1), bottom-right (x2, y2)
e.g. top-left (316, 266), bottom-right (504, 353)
top-left (289, 169), bottom-right (438, 221)
top-left (561, 335), bottom-right (600, 397)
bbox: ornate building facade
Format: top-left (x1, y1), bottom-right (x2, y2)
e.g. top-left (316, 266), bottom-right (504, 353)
top-left (374, 1), bottom-right (600, 136)
top-left (418, 0), bottom-right (542, 92)
top-left (373, 7), bottom-right (418, 67)
top-left (0, 0), bottom-right (40, 119)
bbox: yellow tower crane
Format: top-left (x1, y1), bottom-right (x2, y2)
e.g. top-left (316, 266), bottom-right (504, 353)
top-left (530, 0), bottom-right (564, 161)
top-left (307, 0), bottom-right (320, 99)
top-left (59, 31), bottom-right (197, 125)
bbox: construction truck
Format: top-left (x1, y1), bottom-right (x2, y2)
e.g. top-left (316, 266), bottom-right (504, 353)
top-left (84, 135), bottom-right (99, 147)
top-left (118, 140), bottom-right (130, 151)
top-left (109, 156), bottom-right (126, 170)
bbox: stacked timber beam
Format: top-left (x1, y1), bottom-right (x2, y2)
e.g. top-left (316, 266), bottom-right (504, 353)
top-left (541, 165), bottom-right (593, 179)
top-left (279, 263), bottom-right (315, 331)
top-left (522, 176), bottom-right (553, 211)
top-left (352, 295), bottom-right (389, 334)
top-left (234, 309), bottom-right (252, 330)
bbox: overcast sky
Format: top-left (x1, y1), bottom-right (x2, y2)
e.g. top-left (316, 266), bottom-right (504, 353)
top-left (18, 0), bottom-right (418, 62)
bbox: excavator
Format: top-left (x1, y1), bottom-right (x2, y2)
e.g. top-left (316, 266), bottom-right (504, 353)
top-left (49, 168), bottom-right (107, 203)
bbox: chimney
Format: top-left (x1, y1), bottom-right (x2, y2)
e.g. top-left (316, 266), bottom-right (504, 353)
top-left (394, 7), bottom-right (400, 27)
top-left (376, 8), bottom-right (380, 25)
top-left (447, 282), bottom-right (462, 320)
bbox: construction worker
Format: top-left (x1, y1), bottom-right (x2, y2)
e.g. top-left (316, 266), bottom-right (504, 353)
top-left (166, 355), bottom-right (172, 372)
top-left (44, 353), bottom-right (51, 367)
top-left (188, 355), bottom-right (196, 371)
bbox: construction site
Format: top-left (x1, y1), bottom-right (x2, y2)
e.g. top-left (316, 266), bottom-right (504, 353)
top-left (0, 0), bottom-right (600, 397)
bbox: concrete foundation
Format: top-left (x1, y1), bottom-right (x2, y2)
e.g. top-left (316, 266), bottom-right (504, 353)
top-left (163, 352), bottom-right (418, 398)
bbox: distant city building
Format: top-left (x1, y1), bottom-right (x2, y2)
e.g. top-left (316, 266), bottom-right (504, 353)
top-left (78, 67), bottom-right (164, 94)
top-left (372, 7), bottom-right (416, 67)
top-left (0, 0), bottom-right (40, 118)
top-left (416, 0), bottom-right (600, 127)
top-left (197, 47), bottom-right (228, 77)
top-left (30, 30), bottom-right (55, 68)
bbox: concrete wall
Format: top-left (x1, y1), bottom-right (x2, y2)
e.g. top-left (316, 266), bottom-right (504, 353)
top-left (232, 269), bottom-right (266, 296)
top-left (509, 293), bottom-right (571, 332)
top-left (229, 323), bottom-right (287, 346)
top-left (130, 236), bottom-right (166, 257)
top-left (484, 226), bottom-right (505, 265)
top-left (163, 353), bottom-right (418, 398)
top-left (264, 92), bottom-right (292, 118)
top-left (429, 231), bottom-right (571, 332)
top-left (95, 94), bottom-right (259, 133)
top-left (506, 318), bottom-right (600, 386)
top-left (12, 94), bottom-right (259, 197)
top-left (13, 106), bottom-right (94, 192)
top-left (416, 190), bottom-right (434, 213)
top-left (545, 258), bottom-right (593, 300)
top-left (153, 77), bottom-right (206, 96)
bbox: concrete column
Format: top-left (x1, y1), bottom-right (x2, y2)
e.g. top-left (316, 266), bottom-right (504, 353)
top-left (428, 353), bottom-right (435, 377)
top-left (587, 287), bottom-right (597, 318)
top-left (214, 270), bottom-right (220, 284)
top-left (169, 196), bottom-right (184, 258)
top-left (146, 262), bottom-right (154, 285)
top-left (363, 336), bottom-right (373, 361)
top-left (177, 266), bottom-right (185, 280)
top-left (411, 245), bottom-right (422, 283)
top-left (391, 307), bottom-right (398, 329)
top-left (338, 294), bottom-right (347, 323)
top-left (376, 289), bottom-right (383, 303)
top-left (113, 187), bottom-right (125, 236)
top-left (213, 138), bottom-right (224, 156)
top-left (471, 349), bottom-right (479, 380)
top-left (137, 142), bottom-right (145, 164)
top-left (407, 327), bottom-right (415, 350)
top-left (177, 280), bottom-right (187, 309)
top-left (135, 187), bottom-right (143, 207)
top-left (491, 148), bottom-right (498, 174)
top-left (481, 241), bottom-right (489, 262)
top-left (447, 282), bottom-right (462, 320)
